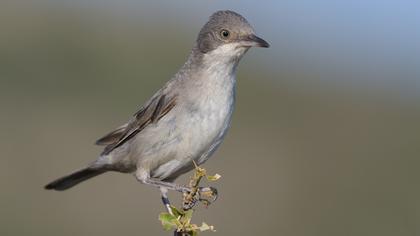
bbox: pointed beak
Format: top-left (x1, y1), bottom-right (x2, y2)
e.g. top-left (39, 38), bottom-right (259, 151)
top-left (241, 34), bottom-right (270, 48)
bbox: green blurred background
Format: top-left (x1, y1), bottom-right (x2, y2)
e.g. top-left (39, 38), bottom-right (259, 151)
top-left (1, 1), bottom-right (419, 235)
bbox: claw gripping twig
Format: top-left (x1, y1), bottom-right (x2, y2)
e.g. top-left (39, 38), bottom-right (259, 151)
top-left (159, 162), bottom-right (218, 235)
top-left (182, 161), bottom-right (206, 210)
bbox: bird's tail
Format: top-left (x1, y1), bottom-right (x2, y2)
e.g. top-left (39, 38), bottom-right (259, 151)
top-left (44, 167), bottom-right (106, 191)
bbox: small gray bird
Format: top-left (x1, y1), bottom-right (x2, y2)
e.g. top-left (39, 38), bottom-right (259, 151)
top-left (45, 10), bottom-right (269, 210)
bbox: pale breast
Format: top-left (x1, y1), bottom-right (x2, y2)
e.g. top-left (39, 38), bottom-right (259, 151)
top-left (183, 72), bottom-right (236, 164)
top-left (144, 74), bottom-right (235, 180)
top-left (135, 61), bottom-right (237, 179)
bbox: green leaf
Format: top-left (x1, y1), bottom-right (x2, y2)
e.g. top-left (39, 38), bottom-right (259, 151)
top-left (169, 205), bottom-right (184, 218)
top-left (183, 209), bottom-right (194, 223)
top-left (206, 173), bottom-right (221, 181)
top-left (190, 230), bottom-right (198, 236)
top-left (198, 222), bottom-right (215, 232)
top-left (158, 212), bottom-right (178, 231)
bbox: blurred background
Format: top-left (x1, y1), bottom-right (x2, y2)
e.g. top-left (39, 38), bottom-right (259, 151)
top-left (1, 1), bottom-right (419, 235)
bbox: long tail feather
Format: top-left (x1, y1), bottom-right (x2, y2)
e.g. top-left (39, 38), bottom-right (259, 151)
top-left (45, 168), bottom-right (106, 191)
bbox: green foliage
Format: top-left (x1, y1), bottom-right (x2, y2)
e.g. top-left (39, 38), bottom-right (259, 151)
top-left (158, 212), bottom-right (179, 231)
top-left (158, 207), bottom-right (215, 235)
top-left (206, 173), bottom-right (221, 181)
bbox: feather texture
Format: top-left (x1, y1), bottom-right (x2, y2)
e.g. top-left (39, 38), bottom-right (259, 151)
top-left (97, 93), bottom-right (177, 155)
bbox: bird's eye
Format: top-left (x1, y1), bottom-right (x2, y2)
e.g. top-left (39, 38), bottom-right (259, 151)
top-left (220, 29), bottom-right (230, 39)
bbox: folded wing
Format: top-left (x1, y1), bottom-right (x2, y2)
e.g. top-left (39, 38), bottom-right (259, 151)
top-left (96, 93), bottom-right (177, 155)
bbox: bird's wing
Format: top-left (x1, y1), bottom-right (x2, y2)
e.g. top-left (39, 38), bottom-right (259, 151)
top-left (95, 124), bottom-right (128, 145)
top-left (96, 93), bottom-right (177, 155)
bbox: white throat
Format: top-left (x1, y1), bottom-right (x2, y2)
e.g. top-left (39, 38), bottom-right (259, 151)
top-left (203, 43), bottom-right (247, 70)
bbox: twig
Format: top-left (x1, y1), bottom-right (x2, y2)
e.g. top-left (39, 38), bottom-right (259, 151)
top-left (182, 161), bottom-right (206, 210)
top-left (158, 162), bottom-right (218, 235)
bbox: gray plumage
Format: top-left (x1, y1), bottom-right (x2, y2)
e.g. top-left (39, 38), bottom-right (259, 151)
top-left (45, 10), bottom-right (269, 192)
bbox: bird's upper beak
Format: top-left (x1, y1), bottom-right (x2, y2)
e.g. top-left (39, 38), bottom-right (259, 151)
top-left (241, 34), bottom-right (270, 48)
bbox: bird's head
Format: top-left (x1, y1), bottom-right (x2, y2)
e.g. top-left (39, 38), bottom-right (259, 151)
top-left (195, 10), bottom-right (269, 62)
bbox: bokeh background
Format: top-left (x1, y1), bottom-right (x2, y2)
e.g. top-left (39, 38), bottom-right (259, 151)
top-left (1, 1), bottom-right (419, 235)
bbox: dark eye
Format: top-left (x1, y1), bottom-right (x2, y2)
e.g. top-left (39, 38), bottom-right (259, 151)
top-left (220, 29), bottom-right (230, 39)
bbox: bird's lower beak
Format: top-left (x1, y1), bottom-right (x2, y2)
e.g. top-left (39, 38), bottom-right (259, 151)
top-left (241, 34), bottom-right (270, 48)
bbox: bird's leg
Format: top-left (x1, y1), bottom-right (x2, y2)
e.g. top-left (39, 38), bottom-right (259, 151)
top-left (137, 175), bottom-right (191, 193)
top-left (135, 170), bottom-right (216, 208)
top-left (135, 170), bottom-right (191, 192)
top-left (160, 187), bottom-right (174, 215)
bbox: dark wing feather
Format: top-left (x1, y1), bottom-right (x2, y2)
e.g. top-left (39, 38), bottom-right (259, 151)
top-left (95, 124), bottom-right (128, 145)
top-left (97, 93), bottom-right (177, 155)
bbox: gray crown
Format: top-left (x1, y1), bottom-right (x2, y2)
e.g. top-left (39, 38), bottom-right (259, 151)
top-left (196, 10), bottom-right (256, 53)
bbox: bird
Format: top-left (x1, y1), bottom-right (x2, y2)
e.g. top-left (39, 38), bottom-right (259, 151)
top-left (45, 10), bottom-right (269, 211)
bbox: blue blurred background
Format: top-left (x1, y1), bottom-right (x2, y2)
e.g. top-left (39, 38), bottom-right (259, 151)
top-left (1, 1), bottom-right (419, 235)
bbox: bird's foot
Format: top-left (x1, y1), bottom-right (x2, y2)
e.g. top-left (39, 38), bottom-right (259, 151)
top-left (198, 186), bottom-right (218, 207)
top-left (182, 186), bottom-right (218, 210)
